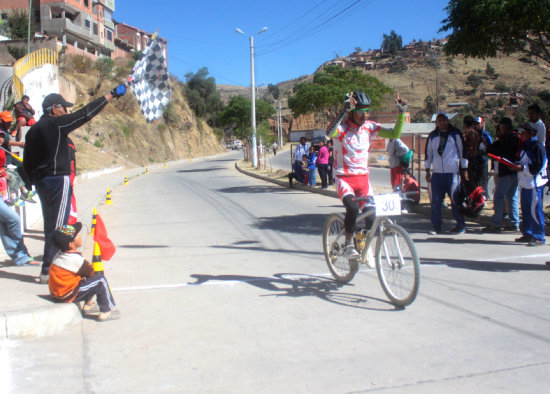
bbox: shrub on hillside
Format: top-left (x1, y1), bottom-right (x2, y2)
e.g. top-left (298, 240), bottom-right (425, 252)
top-left (163, 101), bottom-right (179, 125)
top-left (66, 55), bottom-right (93, 74)
top-left (389, 60), bottom-right (407, 73)
top-left (95, 57), bottom-right (115, 79)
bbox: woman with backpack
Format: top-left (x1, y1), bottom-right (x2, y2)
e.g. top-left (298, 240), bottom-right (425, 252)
top-left (387, 137), bottom-right (410, 190)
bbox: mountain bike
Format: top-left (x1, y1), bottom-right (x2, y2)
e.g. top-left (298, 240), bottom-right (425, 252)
top-left (322, 193), bottom-right (420, 307)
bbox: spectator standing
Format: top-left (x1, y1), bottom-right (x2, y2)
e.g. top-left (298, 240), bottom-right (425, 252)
top-left (316, 139), bottom-right (329, 188)
top-left (527, 103), bottom-right (546, 147)
top-left (463, 116), bottom-right (482, 192)
top-left (327, 139), bottom-right (335, 185)
top-left (514, 124), bottom-right (547, 246)
top-left (24, 85), bottom-right (127, 284)
top-left (0, 198), bottom-right (37, 266)
top-left (387, 137), bottom-right (409, 190)
top-left (483, 118), bottom-right (520, 233)
top-left (293, 137), bottom-right (309, 184)
top-left (13, 95), bottom-right (36, 141)
top-left (425, 112), bottom-right (468, 235)
top-left (473, 116), bottom-right (493, 196)
top-left (307, 146), bottom-right (317, 186)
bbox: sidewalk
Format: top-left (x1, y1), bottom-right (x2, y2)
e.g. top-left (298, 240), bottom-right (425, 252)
top-left (0, 161), bottom-right (181, 339)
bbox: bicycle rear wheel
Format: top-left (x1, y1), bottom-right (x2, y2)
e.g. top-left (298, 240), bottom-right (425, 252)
top-left (375, 222), bottom-right (420, 306)
top-left (322, 213), bottom-right (358, 283)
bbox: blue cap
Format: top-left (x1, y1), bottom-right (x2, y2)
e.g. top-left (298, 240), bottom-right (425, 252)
top-left (436, 111), bottom-right (448, 119)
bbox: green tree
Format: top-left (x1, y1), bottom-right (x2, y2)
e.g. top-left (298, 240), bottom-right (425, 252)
top-left (7, 46), bottom-right (26, 61)
top-left (184, 67), bottom-right (224, 122)
top-left (441, 0), bottom-right (550, 66)
top-left (485, 62), bottom-right (497, 78)
top-left (354, 47), bottom-right (362, 53)
top-left (466, 74), bottom-right (483, 92)
top-left (381, 30), bottom-right (403, 55)
top-left (3, 9), bottom-right (34, 40)
top-left (288, 65), bottom-right (392, 118)
top-left (267, 83), bottom-right (280, 100)
top-left (218, 96), bottom-right (275, 141)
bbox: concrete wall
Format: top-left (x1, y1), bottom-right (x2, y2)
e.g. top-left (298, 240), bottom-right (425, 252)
top-left (21, 63), bottom-right (59, 119)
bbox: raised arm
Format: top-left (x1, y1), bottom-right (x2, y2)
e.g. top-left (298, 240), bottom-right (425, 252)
top-left (378, 93), bottom-right (408, 139)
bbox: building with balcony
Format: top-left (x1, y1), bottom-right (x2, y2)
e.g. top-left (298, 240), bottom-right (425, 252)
top-left (0, 0), bottom-right (115, 58)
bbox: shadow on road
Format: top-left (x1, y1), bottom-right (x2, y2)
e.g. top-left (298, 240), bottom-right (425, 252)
top-left (177, 167), bottom-right (225, 173)
top-left (216, 184), bottom-right (300, 195)
top-left (254, 213), bottom-right (327, 236)
top-left (211, 244), bottom-right (323, 256)
top-left (118, 244), bottom-right (169, 249)
top-left (188, 273), bottom-right (400, 311)
top-left (0, 269), bottom-right (39, 283)
top-left (421, 257), bottom-right (549, 272)
top-left (415, 237), bottom-right (518, 246)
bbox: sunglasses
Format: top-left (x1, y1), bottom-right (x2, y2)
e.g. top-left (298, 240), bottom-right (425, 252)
top-left (351, 108), bottom-right (370, 113)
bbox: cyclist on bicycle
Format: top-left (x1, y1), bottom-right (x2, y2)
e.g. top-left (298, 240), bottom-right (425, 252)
top-left (327, 91), bottom-right (408, 259)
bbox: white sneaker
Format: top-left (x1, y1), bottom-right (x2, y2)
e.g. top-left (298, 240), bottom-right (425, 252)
top-left (366, 246), bottom-right (376, 269)
top-left (344, 245), bottom-right (360, 260)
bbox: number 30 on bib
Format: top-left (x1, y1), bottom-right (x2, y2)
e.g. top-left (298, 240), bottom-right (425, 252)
top-left (373, 193), bottom-right (401, 216)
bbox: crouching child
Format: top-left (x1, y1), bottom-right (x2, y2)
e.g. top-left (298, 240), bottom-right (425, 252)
top-left (49, 222), bottom-right (120, 321)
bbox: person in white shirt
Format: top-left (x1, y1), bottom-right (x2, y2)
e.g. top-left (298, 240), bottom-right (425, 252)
top-left (527, 103), bottom-right (546, 147)
top-left (293, 137), bottom-right (309, 183)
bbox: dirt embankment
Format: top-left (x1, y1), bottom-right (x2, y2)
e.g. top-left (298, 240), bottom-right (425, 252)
top-left (61, 71), bottom-right (223, 174)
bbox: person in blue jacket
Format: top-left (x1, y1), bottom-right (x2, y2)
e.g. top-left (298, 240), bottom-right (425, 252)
top-left (307, 146), bottom-right (317, 186)
top-left (514, 123), bottom-right (547, 246)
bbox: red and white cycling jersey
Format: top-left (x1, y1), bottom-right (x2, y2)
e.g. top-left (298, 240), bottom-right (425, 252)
top-left (332, 119), bottom-right (381, 176)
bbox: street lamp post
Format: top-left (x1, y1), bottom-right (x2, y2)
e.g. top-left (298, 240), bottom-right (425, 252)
top-left (27, 0), bottom-right (32, 54)
top-left (235, 27), bottom-right (267, 168)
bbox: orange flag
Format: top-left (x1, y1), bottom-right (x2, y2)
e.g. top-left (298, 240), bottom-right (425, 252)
top-left (93, 214), bottom-right (116, 260)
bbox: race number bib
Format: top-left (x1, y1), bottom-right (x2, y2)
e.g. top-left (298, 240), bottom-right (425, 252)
top-left (373, 193), bottom-right (401, 216)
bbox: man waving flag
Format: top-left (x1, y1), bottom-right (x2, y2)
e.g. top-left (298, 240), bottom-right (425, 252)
top-left (127, 33), bottom-right (171, 122)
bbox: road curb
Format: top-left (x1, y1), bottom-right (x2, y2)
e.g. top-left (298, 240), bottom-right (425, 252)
top-left (0, 303), bottom-right (81, 339)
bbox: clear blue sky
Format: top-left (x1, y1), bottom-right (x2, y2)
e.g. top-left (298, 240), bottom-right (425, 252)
top-left (115, 0), bottom-right (450, 87)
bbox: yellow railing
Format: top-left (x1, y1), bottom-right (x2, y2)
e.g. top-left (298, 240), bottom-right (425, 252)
top-left (13, 48), bottom-right (58, 100)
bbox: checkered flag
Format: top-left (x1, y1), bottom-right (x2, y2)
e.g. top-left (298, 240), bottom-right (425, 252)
top-left (127, 36), bottom-right (171, 122)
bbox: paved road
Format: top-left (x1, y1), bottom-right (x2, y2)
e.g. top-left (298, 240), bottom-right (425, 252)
top-left (5, 152), bottom-right (550, 393)
top-left (267, 147), bottom-right (393, 189)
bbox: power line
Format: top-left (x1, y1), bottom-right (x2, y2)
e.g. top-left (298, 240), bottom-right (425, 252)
top-left (168, 54), bottom-right (245, 86)
top-left (257, 0), bottom-right (374, 57)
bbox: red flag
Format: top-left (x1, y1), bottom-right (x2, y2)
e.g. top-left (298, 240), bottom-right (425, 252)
top-left (488, 153), bottom-right (517, 169)
top-left (93, 214), bottom-right (116, 260)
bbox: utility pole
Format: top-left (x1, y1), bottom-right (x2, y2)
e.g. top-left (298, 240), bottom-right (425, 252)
top-left (235, 27), bottom-right (267, 168)
top-left (27, 0), bottom-right (32, 54)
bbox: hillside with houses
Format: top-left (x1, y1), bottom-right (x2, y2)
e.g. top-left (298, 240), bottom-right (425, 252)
top-left (245, 37), bottom-right (550, 138)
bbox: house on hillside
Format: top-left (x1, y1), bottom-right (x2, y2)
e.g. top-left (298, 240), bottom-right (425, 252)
top-left (115, 22), bottom-right (167, 61)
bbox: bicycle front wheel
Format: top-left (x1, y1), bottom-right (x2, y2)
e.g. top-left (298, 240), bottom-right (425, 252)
top-left (322, 213), bottom-right (358, 283)
top-left (375, 222), bottom-right (420, 307)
